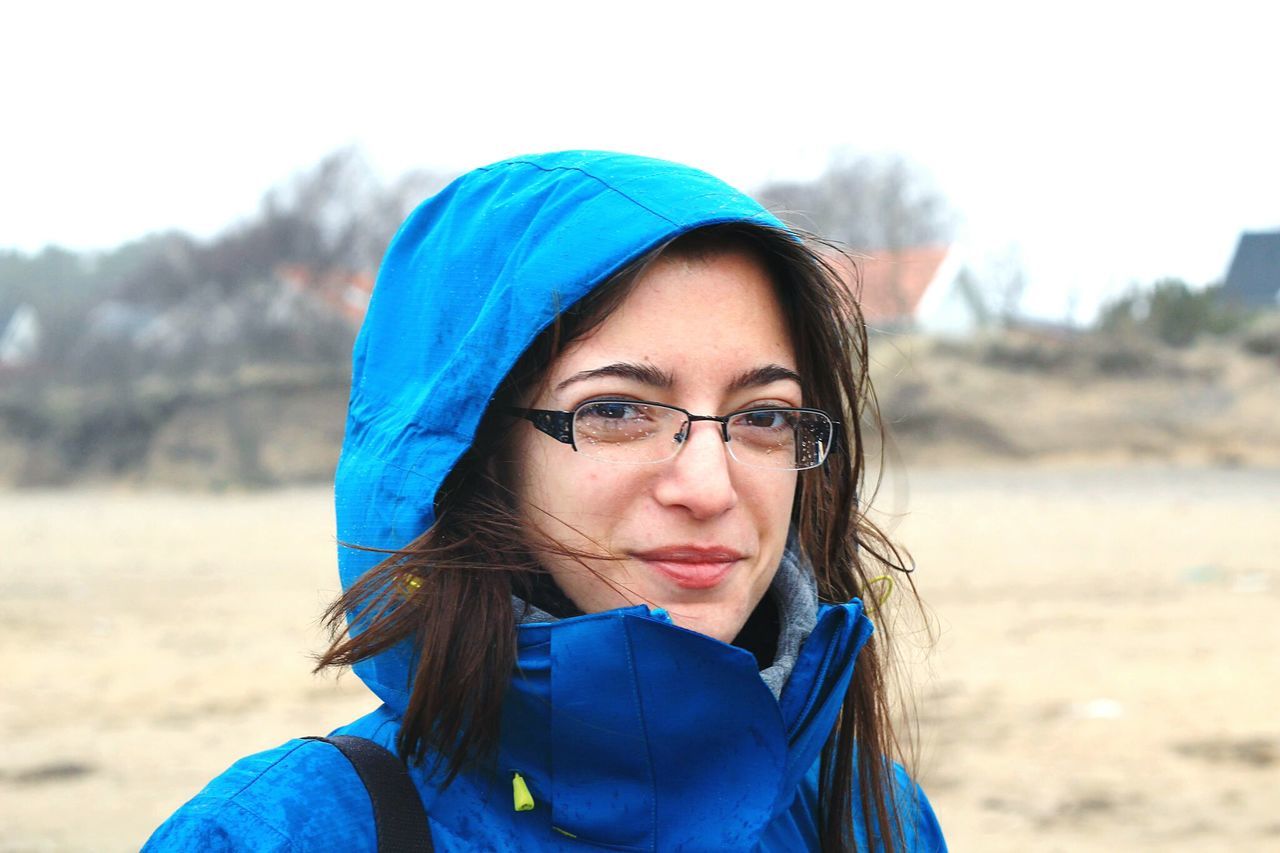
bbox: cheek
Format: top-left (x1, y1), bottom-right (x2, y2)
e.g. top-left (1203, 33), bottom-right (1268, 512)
top-left (542, 461), bottom-right (622, 522)
top-left (514, 439), bottom-right (615, 524)
top-left (507, 431), bottom-right (554, 519)
top-left (753, 472), bottom-right (799, 533)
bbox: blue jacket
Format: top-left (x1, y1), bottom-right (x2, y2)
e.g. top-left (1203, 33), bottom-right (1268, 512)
top-left (145, 152), bottom-right (946, 851)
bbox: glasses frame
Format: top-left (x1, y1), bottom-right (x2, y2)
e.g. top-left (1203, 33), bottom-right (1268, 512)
top-left (508, 399), bottom-right (839, 470)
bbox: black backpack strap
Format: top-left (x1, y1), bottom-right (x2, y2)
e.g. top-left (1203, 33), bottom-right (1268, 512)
top-left (305, 735), bottom-right (435, 852)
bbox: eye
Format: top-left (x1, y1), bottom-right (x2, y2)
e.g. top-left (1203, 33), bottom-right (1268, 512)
top-left (590, 401), bottom-right (642, 421)
top-left (574, 401), bottom-right (672, 443)
top-left (733, 409), bottom-right (792, 430)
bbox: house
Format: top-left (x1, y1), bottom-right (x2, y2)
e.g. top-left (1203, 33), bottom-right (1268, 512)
top-left (275, 264), bottom-right (375, 326)
top-left (0, 303), bottom-right (41, 369)
top-left (1221, 231), bottom-right (1280, 309)
top-left (825, 245), bottom-right (992, 336)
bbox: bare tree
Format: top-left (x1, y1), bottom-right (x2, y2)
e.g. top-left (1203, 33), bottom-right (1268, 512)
top-left (755, 152), bottom-right (952, 251)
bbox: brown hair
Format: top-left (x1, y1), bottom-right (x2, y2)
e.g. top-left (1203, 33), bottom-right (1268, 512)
top-left (317, 222), bottom-right (918, 851)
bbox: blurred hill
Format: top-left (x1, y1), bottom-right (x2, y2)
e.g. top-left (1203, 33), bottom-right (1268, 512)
top-left (869, 328), bottom-right (1280, 469)
top-left (0, 365), bottom-right (349, 487)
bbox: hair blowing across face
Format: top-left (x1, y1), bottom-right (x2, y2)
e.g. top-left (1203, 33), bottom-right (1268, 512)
top-left (317, 223), bottom-right (918, 852)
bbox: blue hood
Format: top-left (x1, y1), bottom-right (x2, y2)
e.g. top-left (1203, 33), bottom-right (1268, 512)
top-left (334, 151), bottom-right (788, 711)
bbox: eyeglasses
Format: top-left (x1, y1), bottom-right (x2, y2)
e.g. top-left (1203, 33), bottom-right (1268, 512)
top-left (509, 400), bottom-right (837, 470)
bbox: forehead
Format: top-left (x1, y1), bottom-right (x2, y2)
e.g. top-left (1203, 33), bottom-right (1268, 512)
top-left (547, 248), bottom-right (797, 387)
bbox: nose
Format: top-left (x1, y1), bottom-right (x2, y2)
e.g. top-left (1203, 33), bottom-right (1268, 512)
top-left (651, 419), bottom-right (737, 519)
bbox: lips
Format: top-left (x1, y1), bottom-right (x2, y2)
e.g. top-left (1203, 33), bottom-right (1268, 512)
top-left (631, 546), bottom-right (744, 590)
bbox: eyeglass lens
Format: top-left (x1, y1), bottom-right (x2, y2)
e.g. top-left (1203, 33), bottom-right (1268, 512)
top-left (572, 402), bottom-right (830, 469)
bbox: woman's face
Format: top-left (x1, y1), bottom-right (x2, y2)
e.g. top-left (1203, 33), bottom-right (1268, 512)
top-left (509, 247), bottom-right (800, 643)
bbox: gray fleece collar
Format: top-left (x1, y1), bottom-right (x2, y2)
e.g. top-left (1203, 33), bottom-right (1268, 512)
top-left (758, 543), bottom-right (819, 698)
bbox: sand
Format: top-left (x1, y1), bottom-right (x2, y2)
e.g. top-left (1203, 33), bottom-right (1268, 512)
top-left (877, 465), bottom-right (1280, 852)
top-left (2, 465), bottom-right (1278, 851)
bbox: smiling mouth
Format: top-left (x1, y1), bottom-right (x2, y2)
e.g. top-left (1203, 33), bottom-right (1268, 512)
top-left (631, 547), bottom-right (743, 590)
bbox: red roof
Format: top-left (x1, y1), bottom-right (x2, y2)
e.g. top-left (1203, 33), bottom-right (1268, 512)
top-left (276, 264), bottom-right (375, 326)
top-left (824, 246), bottom-right (949, 325)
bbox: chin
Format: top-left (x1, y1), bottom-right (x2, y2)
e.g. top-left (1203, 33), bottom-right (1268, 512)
top-left (659, 602), bottom-right (750, 644)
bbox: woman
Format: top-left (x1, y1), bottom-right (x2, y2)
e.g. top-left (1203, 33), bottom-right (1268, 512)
top-left (146, 151), bottom-right (946, 851)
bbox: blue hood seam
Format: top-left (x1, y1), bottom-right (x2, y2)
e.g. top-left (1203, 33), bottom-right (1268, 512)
top-left (478, 159), bottom-right (683, 227)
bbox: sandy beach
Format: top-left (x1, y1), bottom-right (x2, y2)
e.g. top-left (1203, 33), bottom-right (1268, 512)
top-left (2, 464), bottom-right (1278, 851)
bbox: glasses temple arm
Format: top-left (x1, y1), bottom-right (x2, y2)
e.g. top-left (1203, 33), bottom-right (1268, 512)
top-left (507, 407), bottom-right (576, 446)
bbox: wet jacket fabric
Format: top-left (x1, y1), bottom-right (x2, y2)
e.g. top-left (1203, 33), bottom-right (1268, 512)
top-left (144, 152), bottom-right (946, 851)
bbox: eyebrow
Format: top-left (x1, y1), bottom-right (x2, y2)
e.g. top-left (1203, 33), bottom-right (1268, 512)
top-left (555, 362), bottom-right (674, 392)
top-left (726, 364), bottom-right (803, 392)
top-left (554, 361), bottom-right (802, 394)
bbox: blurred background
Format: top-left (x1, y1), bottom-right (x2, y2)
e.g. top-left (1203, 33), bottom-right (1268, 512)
top-left (2, 1), bottom-right (1277, 850)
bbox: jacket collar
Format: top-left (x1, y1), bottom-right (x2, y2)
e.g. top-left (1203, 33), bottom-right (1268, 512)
top-left (492, 598), bottom-right (873, 849)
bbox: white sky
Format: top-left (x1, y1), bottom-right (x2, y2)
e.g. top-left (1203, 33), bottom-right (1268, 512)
top-left (4, 0), bottom-right (1278, 320)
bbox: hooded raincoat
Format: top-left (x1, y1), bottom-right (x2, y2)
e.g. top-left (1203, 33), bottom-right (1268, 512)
top-left (145, 151), bottom-right (946, 852)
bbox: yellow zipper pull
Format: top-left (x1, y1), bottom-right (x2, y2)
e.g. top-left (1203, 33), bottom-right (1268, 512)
top-left (512, 771), bottom-right (535, 812)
